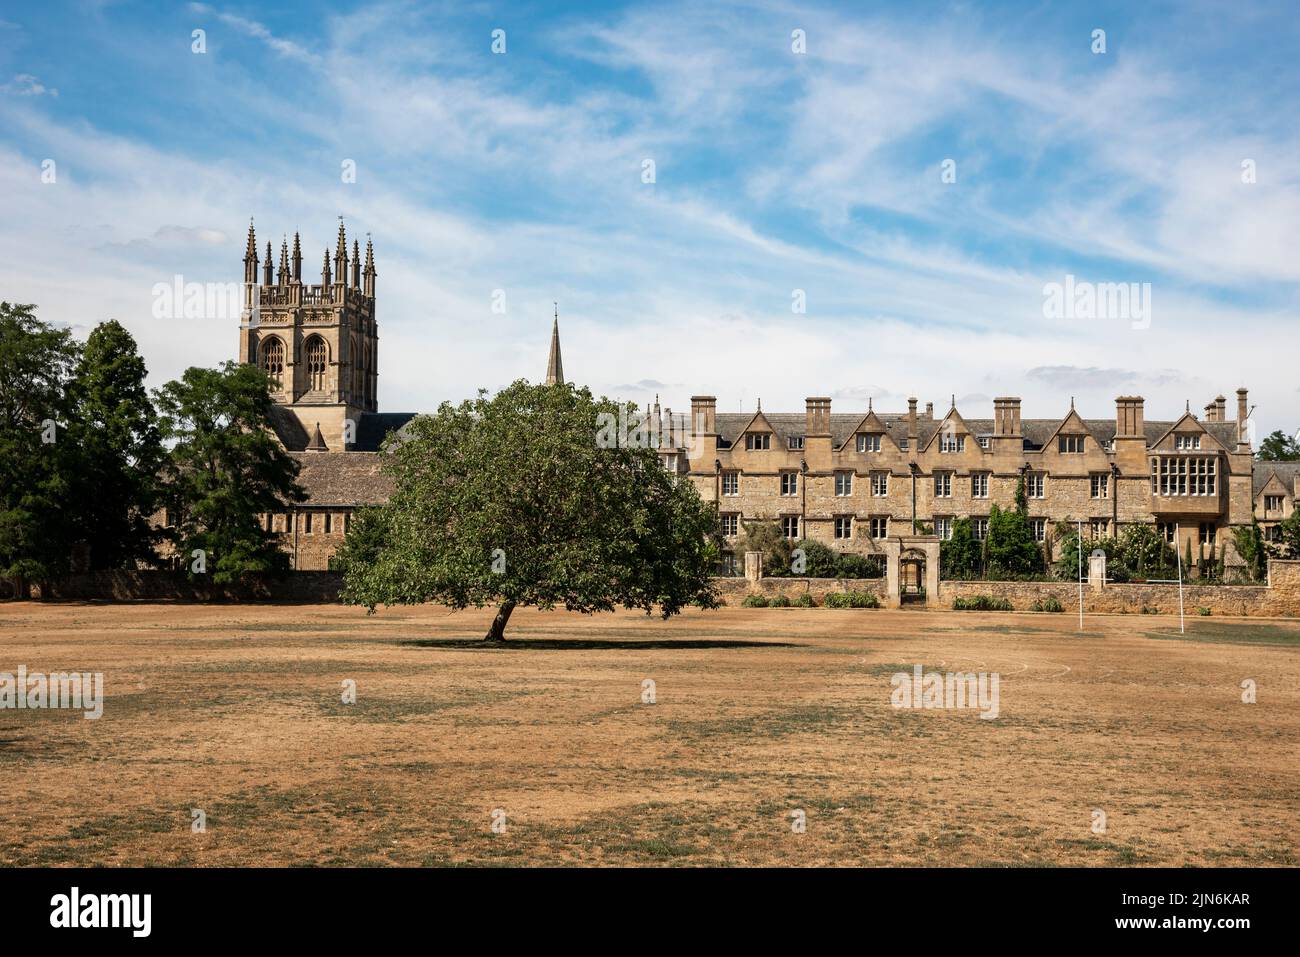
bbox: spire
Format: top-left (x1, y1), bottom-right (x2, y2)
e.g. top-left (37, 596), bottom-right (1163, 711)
top-left (262, 241), bottom-right (272, 286)
top-left (306, 422), bottom-right (327, 452)
top-left (333, 217), bottom-right (348, 286)
top-left (321, 248), bottom-right (332, 288)
top-left (363, 234), bottom-right (376, 297)
top-left (545, 305), bottom-right (564, 385)
top-left (351, 238), bottom-right (361, 289)
top-left (243, 219), bottom-right (258, 283)
top-left (277, 236), bottom-right (289, 285)
top-left (291, 231), bottom-right (302, 282)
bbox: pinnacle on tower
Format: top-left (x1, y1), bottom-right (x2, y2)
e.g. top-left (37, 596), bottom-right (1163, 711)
top-left (333, 220), bottom-right (348, 293)
top-left (545, 306), bottom-right (564, 386)
top-left (321, 248), bottom-right (332, 287)
top-left (262, 240), bottom-right (273, 286)
top-left (363, 235), bottom-right (376, 297)
top-left (291, 231), bottom-right (302, 282)
top-left (278, 236), bottom-right (289, 285)
top-left (243, 219), bottom-right (258, 282)
top-left (351, 238), bottom-right (361, 289)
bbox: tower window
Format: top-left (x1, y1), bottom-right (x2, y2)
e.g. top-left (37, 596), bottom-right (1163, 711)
top-left (260, 337), bottom-right (285, 390)
top-left (305, 337), bottom-right (328, 392)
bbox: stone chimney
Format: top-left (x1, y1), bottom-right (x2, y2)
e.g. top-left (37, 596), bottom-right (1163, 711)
top-left (1115, 396), bottom-right (1145, 438)
top-left (1216, 395), bottom-right (1226, 421)
top-left (1203, 399), bottom-right (1218, 422)
top-left (907, 397), bottom-right (918, 445)
top-left (805, 397), bottom-right (831, 437)
top-left (924, 401), bottom-right (933, 419)
top-left (993, 397), bottom-right (1022, 436)
top-left (1236, 388), bottom-right (1250, 451)
top-left (690, 395), bottom-right (716, 436)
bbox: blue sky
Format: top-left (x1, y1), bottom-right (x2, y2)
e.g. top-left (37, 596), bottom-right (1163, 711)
top-left (1, 0), bottom-right (1298, 435)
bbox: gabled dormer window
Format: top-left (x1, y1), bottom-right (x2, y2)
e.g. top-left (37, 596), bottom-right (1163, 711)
top-left (1059, 435), bottom-right (1085, 453)
top-left (856, 433), bottom-right (881, 453)
top-left (1174, 434), bottom-right (1201, 450)
top-left (745, 432), bottom-right (770, 451)
top-left (939, 434), bottom-right (965, 453)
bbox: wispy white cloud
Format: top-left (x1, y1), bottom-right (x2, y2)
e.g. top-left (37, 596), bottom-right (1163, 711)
top-left (2, 73), bottom-right (57, 96)
top-left (0, 0), bottom-right (1296, 437)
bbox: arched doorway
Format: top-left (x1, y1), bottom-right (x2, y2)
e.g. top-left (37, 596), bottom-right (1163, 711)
top-left (900, 549), bottom-right (927, 603)
top-left (883, 534), bottom-right (942, 607)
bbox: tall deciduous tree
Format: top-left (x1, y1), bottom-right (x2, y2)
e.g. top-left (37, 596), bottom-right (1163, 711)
top-left (65, 320), bottom-right (164, 569)
top-left (0, 303), bottom-right (80, 595)
top-left (154, 362), bottom-right (304, 587)
top-left (1257, 430), bottom-right (1300, 461)
top-left (337, 380), bottom-right (719, 640)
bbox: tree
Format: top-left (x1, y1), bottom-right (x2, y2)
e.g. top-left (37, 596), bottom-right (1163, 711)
top-left (1052, 522), bottom-right (1115, 581)
top-left (1113, 523), bottom-right (1177, 581)
top-left (330, 505), bottom-right (389, 572)
top-left (738, 520), bottom-right (793, 576)
top-left (0, 303), bottom-right (80, 595)
top-left (1257, 430), bottom-right (1300, 461)
top-left (834, 552), bottom-right (884, 579)
top-left (154, 362), bottom-right (304, 588)
top-left (940, 517), bottom-right (982, 579)
top-left (1227, 520), bottom-right (1268, 579)
top-left (338, 380), bottom-right (719, 640)
top-left (986, 503), bottom-right (1042, 576)
top-left (792, 539), bottom-right (839, 577)
top-left (64, 320), bottom-right (164, 570)
top-left (1274, 510), bottom-right (1300, 559)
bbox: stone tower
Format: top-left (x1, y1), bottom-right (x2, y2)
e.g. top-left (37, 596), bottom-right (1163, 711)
top-left (238, 218), bottom-right (378, 450)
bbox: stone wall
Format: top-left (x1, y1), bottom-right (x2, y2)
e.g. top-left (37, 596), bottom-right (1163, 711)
top-left (714, 560), bottom-right (1300, 617)
top-left (712, 576), bottom-right (886, 604)
top-left (39, 570), bottom-right (344, 602)
top-left (936, 579), bottom-right (1278, 616)
top-left (22, 561), bottom-right (1300, 617)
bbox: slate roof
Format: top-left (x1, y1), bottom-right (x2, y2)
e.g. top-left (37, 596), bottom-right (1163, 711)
top-left (714, 411), bottom-right (1241, 452)
top-left (289, 452), bottom-right (394, 506)
top-left (1253, 460), bottom-right (1300, 497)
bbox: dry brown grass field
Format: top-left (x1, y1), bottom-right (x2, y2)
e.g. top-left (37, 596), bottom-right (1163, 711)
top-left (0, 601), bottom-right (1296, 867)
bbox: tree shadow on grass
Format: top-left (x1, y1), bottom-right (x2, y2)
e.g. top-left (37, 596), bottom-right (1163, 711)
top-left (399, 638), bottom-right (803, 651)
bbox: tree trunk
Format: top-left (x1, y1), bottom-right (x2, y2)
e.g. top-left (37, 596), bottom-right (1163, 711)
top-left (484, 600), bottom-right (517, 641)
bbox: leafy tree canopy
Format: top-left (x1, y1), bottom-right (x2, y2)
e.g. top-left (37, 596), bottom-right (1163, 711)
top-left (65, 320), bottom-right (164, 570)
top-left (940, 516), bottom-right (983, 579)
top-left (0, 303), bottom-right (80, 589)
top-left (337, 380), bottom-right (719, 640)
top-left (154, 361), bottom-right (304, 587)
top-left (1257, 430), bottom-right (1300, 461)
top-left (737, 520), bottom-right (792, 576)
top-left (986, 503), bottom-right (1042, 576)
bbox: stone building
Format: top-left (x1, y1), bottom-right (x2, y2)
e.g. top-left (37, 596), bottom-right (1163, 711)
top-left (676, 391), bottom-right (1257, 575)
top-left (235, 223), bottom-right (1287, 575)
top-left (1254, 461), bottom-right (1299, 544)
top-left (238, 219), bottom-right (413, 454)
